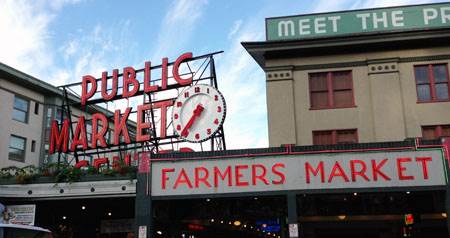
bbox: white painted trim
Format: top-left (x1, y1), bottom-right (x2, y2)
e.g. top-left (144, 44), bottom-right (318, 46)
top-left (0, 180), bottom-right (137, 198)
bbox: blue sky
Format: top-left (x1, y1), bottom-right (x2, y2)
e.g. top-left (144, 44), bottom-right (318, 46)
top-left (0, 0), bottom-right (444, 149)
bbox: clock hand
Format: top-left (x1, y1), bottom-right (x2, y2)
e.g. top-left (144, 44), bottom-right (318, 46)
top-left (181, 104), bottom-right (204, 137)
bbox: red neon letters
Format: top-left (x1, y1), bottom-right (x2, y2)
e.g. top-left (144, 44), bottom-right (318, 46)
top-left (305, 157), bottom-right (432, 184)
top-left (80, 53), bottom-right (193, 106)
top-left (50, 53), bottom-right (193, 154)
top-left (161, 163), bottom-right (286, 190)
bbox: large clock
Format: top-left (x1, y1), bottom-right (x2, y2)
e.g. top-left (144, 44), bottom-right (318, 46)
top-left (172, 84), bottom-right (226, 143)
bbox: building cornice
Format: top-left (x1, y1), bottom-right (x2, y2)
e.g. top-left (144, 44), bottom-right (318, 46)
top-left (242, 29), bottom-right (450, 69)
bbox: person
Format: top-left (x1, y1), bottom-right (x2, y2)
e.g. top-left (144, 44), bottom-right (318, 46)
top-left (0, 203), bottom-right (4, 223)
top-left (2, 207), bottom-right (15, 224)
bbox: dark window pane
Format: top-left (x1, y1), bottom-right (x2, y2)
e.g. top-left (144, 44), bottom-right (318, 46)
top-left (86, 121), bottom-right (92, 142)
top-left (433, 65), bottom-right (448, 83)
top-left (14, 96), bottom-right (29, 111)
top-left (332, 71), bottom-right (352, 90)
top-left (44, 129), bottom-right (51, 143)
top-left (31, 140), bottom-right (36, 152)
top-left (422, 126), bottom-right (437, 140)
top-left (415, 66), bottom-right (429, 84)
top-left (34, 102), bottom-right (39, 114)
top-left (309, 73), bottom-right (328, 91)
top-left (333, 90), bottom-right (353, 107)
top-left (313, 131), bottom-right (333, 145)
top-left (311, 92), bottom-right (329, 108)
top-left (12, 110), bottom-right (27, 122)
top-left (442, 126), bottom-right (450, 137)
top-left (9, 148), bottom-right (23, 156)
top-left (46, 108), bottom-right (53, 127)
top-left (417, 84), bottom-right (431, 101)
top-left (336, 130), bottom-right (357, 144)
top-left (56, 108), bottom-right (63, 123)
top-left (9, 135), bottom-right (26, 162)
top-left (10, 136), bottom-right (25, 149)
top-left (435, 83), bottom-right (449, 100)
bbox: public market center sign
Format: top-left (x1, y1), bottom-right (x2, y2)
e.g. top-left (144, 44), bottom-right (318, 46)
top-left (152, 149), bottom-right (447, 196)
top-left (266, 2), bottom-right (450, 41)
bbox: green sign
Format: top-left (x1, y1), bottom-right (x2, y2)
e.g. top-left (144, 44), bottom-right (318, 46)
top-left (266, 3), bottom-right (450, 41)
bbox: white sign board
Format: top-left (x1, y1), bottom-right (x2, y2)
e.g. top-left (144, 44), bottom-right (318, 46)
top-left (138, 225), bottom-right (147, 238)
top-left (2, 204), bottom-right (36, 225)
top-left (289, 223), bottom-right (299, 238)
top-left (101, 219), bottom-right (134, 233)
top-left (151, 150), bottom-right (447, 196)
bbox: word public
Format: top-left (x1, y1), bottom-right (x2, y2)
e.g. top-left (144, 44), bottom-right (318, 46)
top-left (49, 52), bottom-right (193, 154)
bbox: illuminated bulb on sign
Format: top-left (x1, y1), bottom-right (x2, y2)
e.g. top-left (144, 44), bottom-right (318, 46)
top-left (442, 213), bottom-right (448, 218)
top-left (81, 206), bottom-right (86, 210)
top-left (353, 192), bottom-right (357, 196)
top-left (62, 216), bottom-right (67, 220)
top-left (233, 221), bottom-right (241, 226)
top-left (210, 219), bottom-right (214, 222)
top-left (243, 224), bottom-right (247, 228)
top-left (108, 212), bottom-right (112, 216)
top-left (338, 215), bottom-right (346, 220)
top-left (406, 191), bottom-right (410, 194)
top-left (157, 231), bottom-right (162, 235)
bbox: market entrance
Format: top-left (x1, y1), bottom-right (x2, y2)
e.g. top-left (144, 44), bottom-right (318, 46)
top-left (297, 191), bottom-right (448, 238)
top-left (152, 196), bottom-right (287, 238)
top-left (149, 190), bottom-right (448, 238)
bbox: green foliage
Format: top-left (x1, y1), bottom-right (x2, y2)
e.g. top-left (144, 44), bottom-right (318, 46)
top-left (0, 160), bottom-right (137, 184)
top-left (12, 165), bottom-right (39, 184)
top-left (40, 162), bottom-right (59, 176)
top-left (54, 165), bottom-right (81, 183)
top-left (0, 166), bottom-right (20, 179)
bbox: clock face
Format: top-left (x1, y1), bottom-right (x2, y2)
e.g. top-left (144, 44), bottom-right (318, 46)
top-left (172, 84), bottom-right (226, 143)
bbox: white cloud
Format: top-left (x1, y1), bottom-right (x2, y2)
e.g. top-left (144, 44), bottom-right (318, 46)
top-left (48, 0), bottom-right (82, 11)
top-left (0, 0), bottom-right (86, 85)
top-left (312, 0), bottom-right (436, 13)
top-left (228, 19), bottom-right (243, 40)
top-left (51, 20), bottom-right (136, 86)
top-left (217, 18), bottom-right (268, 149)
top-left (0, 0), bottom-right (53, 77)
top-left (151, 0), bottom-right (208, 60)
top-left (312, 0), bottom-right (355, 13)
top-left (355, 0), bottom-right (435, 8)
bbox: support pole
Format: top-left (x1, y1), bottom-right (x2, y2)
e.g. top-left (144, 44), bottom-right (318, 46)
top-left (287, 193), bottom-right (299, 238)
top-left (446, 187), bottom-right (450, 237)
top-left (135, 159), bottom-right (152, 238)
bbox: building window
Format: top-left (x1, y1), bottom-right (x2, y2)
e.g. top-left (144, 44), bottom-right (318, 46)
top-left (313, 129), bottom-right (358, 145)
top-left (309, 71), bottom-right (354, 109)
top-left (12, 95), bottom-right (29, 123)
top-left (415, 64), bottom-right (450, 102)
top-left (86, 120), bottom-right (92, 142)
top-left (34, 102), bottom-right (39, 115)
top-left (9, 135), bottom-right (26, 162)
top-left (422, 125), bottom-right (450, 140)
top-left (31, 140), bottom-right (36, 152)
top-left (56, 108), bottom-right (64, 123)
